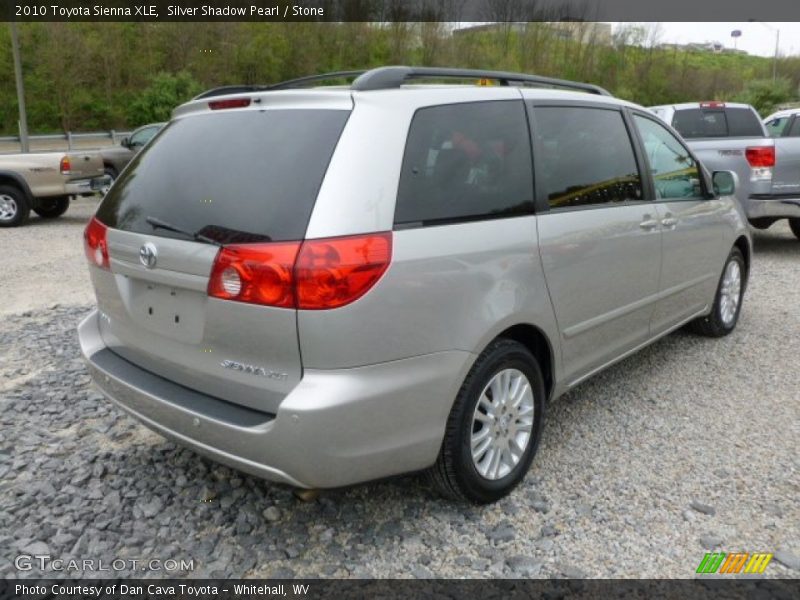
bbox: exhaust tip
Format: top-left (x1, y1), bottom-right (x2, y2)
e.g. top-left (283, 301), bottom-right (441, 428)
top-left (293, 488), bottom-right (320, 502)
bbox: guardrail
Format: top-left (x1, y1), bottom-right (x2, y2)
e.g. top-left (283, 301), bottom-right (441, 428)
top-left (0, 130), bottom-right (132, 150)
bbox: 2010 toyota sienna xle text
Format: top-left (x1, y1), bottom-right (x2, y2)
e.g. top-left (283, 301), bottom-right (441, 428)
top-left (78, 67), bottom-right (751, 503)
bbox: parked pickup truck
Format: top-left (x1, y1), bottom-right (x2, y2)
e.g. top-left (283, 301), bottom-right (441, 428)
top-left (0, 151), bottom-right (108, 227)
top-left (649, 102), bottom-right (800, 239)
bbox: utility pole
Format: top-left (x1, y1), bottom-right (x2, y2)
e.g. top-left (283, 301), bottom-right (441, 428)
top-left (749, 20), bottom-right (780, 83)
top-left (772, 28), bottom-right (780, 82)
top-left (10, 22), bottom-right (30, 153)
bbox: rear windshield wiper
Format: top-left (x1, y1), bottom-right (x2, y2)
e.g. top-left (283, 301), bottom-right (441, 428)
top-left (145, 216), bottom-right (223, 247)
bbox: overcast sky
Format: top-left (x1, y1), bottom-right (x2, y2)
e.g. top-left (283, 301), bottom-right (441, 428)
top-left (619, 22), bottom-right (800, 57)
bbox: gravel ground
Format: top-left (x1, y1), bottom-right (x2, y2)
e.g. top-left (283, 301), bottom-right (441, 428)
top-left (0, 202), bottom-right (798, 579)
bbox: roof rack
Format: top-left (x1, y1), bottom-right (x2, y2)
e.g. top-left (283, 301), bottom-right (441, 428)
top-left (192, 66), bottom-right (611, 101)
top-left (351, 66), bottom-right (612, 96)
top-left (193, 71), bottom-right (365, 100)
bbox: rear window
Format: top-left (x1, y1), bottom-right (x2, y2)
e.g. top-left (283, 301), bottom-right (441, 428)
top-left (672, 109), bottom-right (727, 138)
top-left (726, 108), bottom-right (764, 136)
top-left (96, 109), bottom-right (349, 243)
top-left (672, 107), bottom-right (763, 139)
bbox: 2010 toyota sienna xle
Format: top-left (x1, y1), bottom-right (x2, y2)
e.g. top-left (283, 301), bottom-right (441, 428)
top-left (78, 67), bottom-right (751, 503)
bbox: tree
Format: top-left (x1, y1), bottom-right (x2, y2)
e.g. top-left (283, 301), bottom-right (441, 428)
top-left (734, 78), bottom-right (795, 117)
top-left (126, 71), bottom-right (202, 125)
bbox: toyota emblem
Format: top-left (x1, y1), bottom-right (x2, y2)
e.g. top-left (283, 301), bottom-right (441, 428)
top-left (139, 243), bottom-right (158, 269)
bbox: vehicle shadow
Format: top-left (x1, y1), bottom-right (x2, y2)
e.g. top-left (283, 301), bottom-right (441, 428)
top-left (751, 224), bottom-right (798, 255)
top-left (24, 213), bottom-right (93, 228)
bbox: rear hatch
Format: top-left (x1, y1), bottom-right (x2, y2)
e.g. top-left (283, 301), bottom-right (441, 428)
top-left (91, 100), bottom-right (351, 413)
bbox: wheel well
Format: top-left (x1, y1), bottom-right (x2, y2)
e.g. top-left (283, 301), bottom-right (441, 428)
top-left (497, 324), bottom-right (554, 400)
top-left (103, 163), bottom-right (117, 175)
top-left (734, 236), bottom-right (751, 277)
top-left (0, 174), bottom-right (29, 200)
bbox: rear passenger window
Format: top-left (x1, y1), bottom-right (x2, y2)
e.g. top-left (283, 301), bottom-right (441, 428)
top-left (533, 106), bottom-right (643, 209)
top-left (395, 101), bottom-right (533, 226)
top-left (634, 115), bottom-right (704, 200)
top-left (788, 118), bottom-right (800, 138)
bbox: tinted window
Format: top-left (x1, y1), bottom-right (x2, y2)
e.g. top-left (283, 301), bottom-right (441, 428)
top-left (533, 106), bottom-right (642, 208)
top-left (395, 101), bottom-right (533, 226)
top-left (130, 125), bottom-right (161, 146)
top-left (725, 107), bottom-right (764, 137)
top-left (634, 115), bottom-right (704, 200)
top-left (672, 109), bottom-right (727, 139)
top-left (788, 117), bottom-right (800, 138)
top-left (97, 110), bottom-right (349, 243)
top-left (766, 117), bottom-right (791, 137)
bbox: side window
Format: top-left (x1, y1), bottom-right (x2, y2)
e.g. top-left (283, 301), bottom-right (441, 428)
top-left (130, 126), bottom-right (159, 147)
top-left (633, 115), bottom-right (704, 200)
top-left (766, 117), bottom-right (790, 137)
top-left (395, 101), bottom-right (534, 226)
top-left (533, 106), bottom-right (643, 209)
top-left (788, 117), bottom-right (800, 138)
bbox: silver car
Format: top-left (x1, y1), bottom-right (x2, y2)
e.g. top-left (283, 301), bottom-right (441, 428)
top-left (78, 67), bottom-right (751, 503)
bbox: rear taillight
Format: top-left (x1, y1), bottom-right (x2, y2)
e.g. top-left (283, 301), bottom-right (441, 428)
top-left (60, 156), bottom-right (71, 174)
top-left (700, 101), bottom-right (725, 108)
top-left (208, 242), bottom-right (300, 308)
top-left (296, 233), bottom-right (393, 310)
top-left (745, 146), bottom-right (775, 168)
top-left (83, 217), bottom-right (110, 270)
top-left (746, 146), bottom-right (775, 182)
top-left (207, 232), bottom-right (392, 310)
top-left (208, 98), bottom-right (251, 110)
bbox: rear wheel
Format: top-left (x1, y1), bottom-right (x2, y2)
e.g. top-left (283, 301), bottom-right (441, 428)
top-left (0, 184), bottom-right (30, 227)
top-left (688, 247), bottom-right (746, 337)
top-left (789, 218), bottom-right (800, 241)
top-left (33, 196), bottom-right (70, 219)
top-left (427, 339), bottom-right (545, 504)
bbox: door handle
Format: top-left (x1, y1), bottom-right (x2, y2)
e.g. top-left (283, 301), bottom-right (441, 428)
top-left (661, 217), bottom-right (678, 228)
top-left (639, 216), bottom-right (659, 230)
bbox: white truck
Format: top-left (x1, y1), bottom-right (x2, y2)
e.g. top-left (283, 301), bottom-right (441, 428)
top-left (649, 102), bottom-right (800, 240)
top-left (0, 150), bottom-right (107, 227)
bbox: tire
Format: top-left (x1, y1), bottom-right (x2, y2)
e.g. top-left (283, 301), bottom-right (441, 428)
top-left (427, 339), bottom-right (546, 504)
top-left (33, 196), bottom-right (70, 219)
top-left (0, 184), bottom-right (30, 227)
top-left (688, 247), bottom-right (746, 337)
top-left (789, 218), bottom-right (800, 241)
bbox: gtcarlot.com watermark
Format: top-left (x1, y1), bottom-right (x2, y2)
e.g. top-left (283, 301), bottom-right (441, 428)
top-left (14, 554), bottom-right (194, 573)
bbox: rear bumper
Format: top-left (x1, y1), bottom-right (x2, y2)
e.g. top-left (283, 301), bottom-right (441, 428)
top-left (65, 175), bottom-right (111, 196)
top-left (746, 195), bottom-right (800, 220)
top-left (78, 309), bottom-right (473, 489)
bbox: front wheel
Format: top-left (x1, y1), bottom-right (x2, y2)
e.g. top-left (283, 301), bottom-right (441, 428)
top-left (427, 339), bottom-right (545, 504)
top-left (0, 185), bottom-right (30, 227)
top-left (688, 247), bottom-right (746, 337)
top-left (789, 218), bottom-right (800, 241)
top-left (33, 196), bottom-right (70, 219)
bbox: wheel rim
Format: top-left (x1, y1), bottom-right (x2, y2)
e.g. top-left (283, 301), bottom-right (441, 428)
top-left (471, 368), bottom-right (535, 481)
top-left (0, 194), bottom-right (18, 221)
top-left (101, 174), bottom-right (115, 196)
top-left (719, 260), bottom-right (742, 326)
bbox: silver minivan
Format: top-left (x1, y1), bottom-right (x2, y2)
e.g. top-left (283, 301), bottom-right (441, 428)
top-left (79, 67), bottom-right (751, 503)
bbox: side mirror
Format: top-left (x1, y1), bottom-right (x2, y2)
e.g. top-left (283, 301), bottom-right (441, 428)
top-left (120, 137), bottom-right (130, 148)
top-left (712, 170), bottom-right (738, 196)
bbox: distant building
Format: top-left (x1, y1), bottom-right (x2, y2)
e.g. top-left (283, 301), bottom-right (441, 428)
top-left (454, 22), bottom-right (613, 46)
top-left (657, 41), bottom-right (747, 55)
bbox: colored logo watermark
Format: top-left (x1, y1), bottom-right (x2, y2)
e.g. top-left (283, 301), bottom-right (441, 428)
top-left (696, 552), bottom-right (773, 574)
